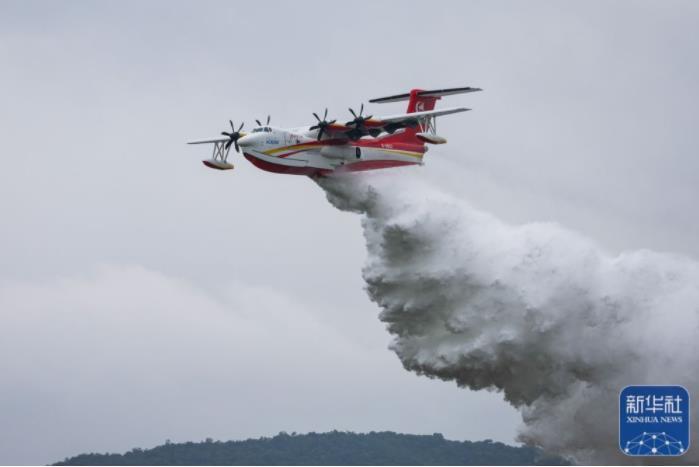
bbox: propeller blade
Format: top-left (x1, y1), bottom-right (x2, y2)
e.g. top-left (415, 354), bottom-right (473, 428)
top-left (349, 107), bottom-right (357, 118)
top-left (360, 103), bottom-right (364, 116)
top-left (365, 115), bottom-right (373, 121)
top-left (312, 109), bottom-right (335, 137)
top-left (256, 119), bottom-right (262, 126)
top-left (229, 120), bottom-right (235, 131)
top-left (238, 122), bottom-right (244, 131)
top-left (234, 141), bottom-right (239, 152)
top-left (266, 115), bottom-right (270, 125)
top-left (221, 131), bottom-right (231, 137)
top-left (224, 140), bottom-right (232, 150)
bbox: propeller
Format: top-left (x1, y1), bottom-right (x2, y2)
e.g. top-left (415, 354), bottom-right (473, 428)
top-left (309, 108), bottom-right (337, 141)
top-left (345, 103), bottom-right (375, 140)
top-left (346, 103), bottom-right (373, 129)
top-left (221, 120), bottom-right (244, 152)
top-left (255, 115), bottom-right (271, 127)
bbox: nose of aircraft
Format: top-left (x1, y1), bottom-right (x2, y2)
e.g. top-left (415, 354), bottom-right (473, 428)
top-left (237, 135), bottom-right (254, 148)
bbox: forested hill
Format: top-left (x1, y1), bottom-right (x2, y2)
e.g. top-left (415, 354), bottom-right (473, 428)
top-left (54, 431), bottom-right (569, 465)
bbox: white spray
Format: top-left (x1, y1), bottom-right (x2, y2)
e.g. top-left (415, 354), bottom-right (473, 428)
top-left (316, 171), bottom-right (699, 464)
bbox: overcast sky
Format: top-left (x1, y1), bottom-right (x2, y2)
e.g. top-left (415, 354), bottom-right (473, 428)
top-left (1, 1), bottom-right (699, 464)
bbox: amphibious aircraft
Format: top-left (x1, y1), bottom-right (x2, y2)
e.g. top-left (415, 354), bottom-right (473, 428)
top-left (187, 86), bottom-right (481, 176)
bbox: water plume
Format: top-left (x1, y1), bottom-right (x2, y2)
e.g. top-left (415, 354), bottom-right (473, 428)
top-left (316, 171), bottom-right (699, 464)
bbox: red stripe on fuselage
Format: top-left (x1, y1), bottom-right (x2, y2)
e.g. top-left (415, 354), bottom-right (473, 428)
top-left (244, 153), bottom-right (331, 176)
top-left (277, 149), bottom-right (308, 158)
top-left (244, 153), bottom-right (418, 176)
top-left (271, 140), bottom-right (425, 160)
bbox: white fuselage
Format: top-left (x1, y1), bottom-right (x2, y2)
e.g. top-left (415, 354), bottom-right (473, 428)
top-left (236, 125), bottom-right (425, 176)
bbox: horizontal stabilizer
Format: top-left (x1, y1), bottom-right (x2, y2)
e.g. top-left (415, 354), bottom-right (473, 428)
top-left (369, 86), bottom-right (482, 104)
top-left (378, 106), bottom-right (470, 123)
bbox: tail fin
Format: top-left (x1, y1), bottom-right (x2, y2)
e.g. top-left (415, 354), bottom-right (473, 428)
top-left (369, 86), bottom-right (481, 143)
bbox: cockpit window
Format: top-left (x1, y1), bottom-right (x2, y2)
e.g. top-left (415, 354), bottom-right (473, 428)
top-left (252, 128), bottom-right (263, 133)
top-left (252, 127), bottom-right (272, 133)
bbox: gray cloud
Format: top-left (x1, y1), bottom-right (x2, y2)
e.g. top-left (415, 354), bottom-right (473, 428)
top-left (0, 265), bottom-right (516, 464)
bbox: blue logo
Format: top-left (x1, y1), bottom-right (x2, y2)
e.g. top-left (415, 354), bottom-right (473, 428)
top-left (620, 385), bottom-right (690, 456)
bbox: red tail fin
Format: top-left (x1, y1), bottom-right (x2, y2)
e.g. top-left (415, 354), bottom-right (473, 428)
top-left (388, 89), bottom-right (436, 144)
top-left (369, 86), bottom-right (480, 144)
top-left (406, 88), bottom-right (438, 113)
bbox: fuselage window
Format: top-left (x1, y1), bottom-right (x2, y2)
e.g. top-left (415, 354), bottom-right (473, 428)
top-left (355, 147), bottom-right (361, 159)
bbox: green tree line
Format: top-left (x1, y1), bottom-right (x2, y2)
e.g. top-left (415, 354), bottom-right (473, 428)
top-left (55, 431), bottom-right (569, 465)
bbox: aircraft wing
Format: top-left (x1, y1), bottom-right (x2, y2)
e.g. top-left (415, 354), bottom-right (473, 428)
top-left (187, 137), bottom-right (229, 145)
top-left (321, 106), bottom-right (470, 139)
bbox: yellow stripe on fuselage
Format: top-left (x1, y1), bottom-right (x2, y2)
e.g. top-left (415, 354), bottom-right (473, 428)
top-left (263, 144), bottom-right (423, 159)
top-left (263, 144), bottom-right (319, 156)
top-left (379, 148), bottom-right (423, 159)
